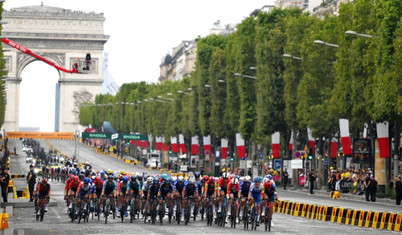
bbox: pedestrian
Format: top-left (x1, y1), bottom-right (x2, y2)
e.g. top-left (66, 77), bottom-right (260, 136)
top-left (394, 176), bottom-right (402, 205)
top-left (283, 168), bottom-right (289, 190)
top-left (200, 166), bottom-right (204, 176)
top-left (26, 164), bottom-right (36, 202)
top-left (247, 168), bottom-right (252, 177)
top-left (309, 170), bottom-right (316, 194)
top-left (0, 167), bottom-right (10, 202)
top-left (156, 160), bottom-right (159, 169)
top-left (370, 177), bottom-right (377, 202)
top-left (363, 173), bottom-right (372, 201)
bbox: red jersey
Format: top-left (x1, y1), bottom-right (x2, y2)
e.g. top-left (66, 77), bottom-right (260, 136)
top-left (65, 178), bottom-right (72, 191)
top-left (38, 183), bottom-right (51, 193)
top-left (69, 180), bottom-right (82, 190)
top-left (227, 181), bottom-right (239, 194)
top-left (94, 180), bottom-right (104, 189)
top-left (217, 178), bottom-right (229, 193)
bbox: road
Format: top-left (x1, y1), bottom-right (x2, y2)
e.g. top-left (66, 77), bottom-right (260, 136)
top-left (5, 139), bottom-right (402, 235)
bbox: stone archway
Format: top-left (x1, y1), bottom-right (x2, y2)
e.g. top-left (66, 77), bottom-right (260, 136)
top-left (1, 5), bottom-right (109, 132)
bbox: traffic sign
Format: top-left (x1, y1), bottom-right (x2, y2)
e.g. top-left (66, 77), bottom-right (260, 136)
top-left (295, 151), bottom-right (301, 158)
top-left (205, 150), bottom-right (211, 155)
top-left (259, 153), bottom-right (264, 159)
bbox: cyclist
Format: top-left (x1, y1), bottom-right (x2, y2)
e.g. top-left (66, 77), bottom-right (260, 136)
top-left (37, 178), bottom-right (51, 213)
top-left (158, 175), bottom-right (174, 219)
top-left (128, 175), bottom-right (141, 215)
top-left (216, 172), bottom-right (230, 221)
top-left (238, 175), bottom-right (252, 221)
top-left (173, 175), bottom-right (186, 220)
top-left (182, 177), bottom-right (198, 222)
top-left (68, 176), bottom-right (81, 212)
top-left (117, 176), bottom-right (130, 217)
top-left (76, 177), bottom-right (91, 215)
top-left (101, 175), bottom-right (117, 216)
top-left (142, 176), bottom-right (153, 217)
top-left (92, 176), bottom-right (104, 215)
top-left (262, 175), bottom-right (278, 226)
top-left (248, 176), bottom-right (263, 226)
top-left (146, 177), bottom-right (160, 217)
top-left (227, 176), bottom-right (240, 223)
top-left (33, 176), bottom-right (42, 213)
top-left (194, 172), bottom-right (203, 209)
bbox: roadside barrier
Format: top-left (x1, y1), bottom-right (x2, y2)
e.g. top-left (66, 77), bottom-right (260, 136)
top-left (11, 174), bottom-right (25, 179)
top-left (0, 213), bottom-right (9, 230)
top-left (275, 200), bottom-right (401, 232)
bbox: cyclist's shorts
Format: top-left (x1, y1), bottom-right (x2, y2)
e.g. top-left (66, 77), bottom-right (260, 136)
top-left (78, 190), bottom-right (90, 200)
top-left (120, 187), bottom-right (128, 195)
top-left (104, 189), bottom-right (114, 196)
top-left (38, 191), bottom-right (49, 199)
top-left (266, 193), bottom-right (275, 202)
top-left (251, 193), bottom-right (261, 205)
top-left (206, 191), bottom-right (214, 198)
top-left (230, 191), bottom-right (239, 199)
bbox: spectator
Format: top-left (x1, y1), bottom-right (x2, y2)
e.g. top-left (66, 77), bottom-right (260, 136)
top-left (283, 168), bottom-right (289, 190)
top-left (0, 167), bottom-right (10, 202)
top-left (247, 168), bottom-right (252, 177)
top-left (364, 173), bottom-right (372, 201)
top-left (26, 164), bottom-right (36, 202)
top-left (370, 177), bottom-right (377, 202)
top-left (309, 170), bottom-right (316, 194)
top-left (394, 176), bottom-right (402, 205)
top-left (200, 166), bottom-right (204, 176)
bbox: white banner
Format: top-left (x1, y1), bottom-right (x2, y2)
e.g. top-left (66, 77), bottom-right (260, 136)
top-left (291, 159), bottom-right (303, 169)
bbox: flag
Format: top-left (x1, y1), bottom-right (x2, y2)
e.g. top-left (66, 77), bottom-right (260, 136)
top-left (141, 140), bottom-right (147, 149)
top-left (236, 133), bottom-right (246, 158)
top-left (203, 135), bottom-right (211, 156)
top-left (156, 136), bottom-right (162, 151)
top-left (221, 138), bottom-right (228, 159)
top-left (289, 130), bottom-right (294, 151)
top-left (331, 137), bottom-right (338, 158)
top-left (307, 127), bottom-right (315, 156)
top-left (163, 143), bottom-right (169, 152)
top-left (179, 134), bottom-right (186, 153)
top-left (376, 122), bottom-right (390, 158)
top-left (339, 119), bottom-right (352, 155)
top-left (136, 140), bottom-right (141, 147)
top-left (272, 131), bottom-right (280, 158)
top-left (171, 136), bottom-right (179, 153)
top-left (191, 136), bottom-right (199, 155)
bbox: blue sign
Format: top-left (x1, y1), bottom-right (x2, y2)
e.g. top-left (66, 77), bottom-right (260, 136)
top-left (259, 153), bottom-right (264, 159)
top-left (274, 159), bottom-right (281, 170)
top-left (295, 151), bottom-right (301, 158)
top-left (324, 158), bottom-right (329, 165)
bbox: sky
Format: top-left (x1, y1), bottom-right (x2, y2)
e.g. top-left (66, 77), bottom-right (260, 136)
top-left (4, 0), bottom-right (274, 131)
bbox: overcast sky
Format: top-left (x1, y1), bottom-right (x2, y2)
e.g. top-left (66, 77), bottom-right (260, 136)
top-left (4, 0), bottom-right (274, 131)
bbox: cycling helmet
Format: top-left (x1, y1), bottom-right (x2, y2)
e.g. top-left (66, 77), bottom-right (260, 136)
top-left (120, 170), bottom-right (124, 175)
top-left (194, 172), bottom-right (201, 178)
top-left (171, 176), bottom-right (177, 181)
top-left (135, 172), bottom-right (141, 178)
top-left (79, 174), bottom-right (85, 181)
top-left (147, 177), bottom-right (153, 183)
top-left (229, 174), bottom-right (235, 180)
top-left (214, 177), bottom-right (220, 181)
top-left (100, 171), bottom-right (105, 176)
top-left (41, 178), bottom-right (48, 184)
top-left (263, 177), bottom-right (269, 184)
top-left (203, 175), bottom-right (209, 181)
top-left (153, 178), bottom-right (159, 184)
top-left (131, 176), bottom-right (137, 181)
top-left (91, 175), bottom-right (96, 180)
top-left (239, 177), bottom-right (245, 182)
top-left (113, 175), bottom-right (119, 180)
top-left (231, 178), bottom-right (239, 185)
top-left (95, 176), bottom-right (101, 182)
top-left (161, 174), bottom-right (168, 180)
top-left (178, 176), bottom-right (184, 182)
top-left (265, 174), bottom-right (273, 180)
top-left (36, 177), bottom-right (43, 183)
top-left (222, 172), bottom-right (230, 179)
top-left (254, 176), bottom-right (263, 183)
top-left (73, 176), bottom-right (79, 181)
top-left (188, 178), bottom-right (196, 184)
top-left (245, 176), bottom-right (251, 182)
top-left (107, 175), bottom-right (114, 181)
top-left (122, 176), bottom-right (128, 182)
top-left (89, 179), bottom-right (93, 184)
top-left (84, 177), bottom-right (90, 184)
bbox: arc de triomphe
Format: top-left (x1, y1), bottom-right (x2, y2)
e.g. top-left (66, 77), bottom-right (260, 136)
top-left (2, 5), bottom-right (109, 132)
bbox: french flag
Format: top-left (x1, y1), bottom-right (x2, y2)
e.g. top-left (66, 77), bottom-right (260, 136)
top-left (203, 135), bottom-right (212, 156)
top-left (221, 138), bottom-right (228, 159)
top-left (307, 127), bottom-right (315, 156)
top-left (331, 137), bottom-right (338, 158)
top-left (179, 134), bottom-right (186, 153)
top-left (376, 122), bottom-right (390, 158)
top-left (339, 119), bottom-right (352, 155)
top-left (156, 136), bottom-right (162, 151)
top-left (136, 140), bottom-right (141, 147)
top-left (171, 136), bottom-right (179, 153)
top-left (191, 136), bottom-right (199, 155)
top-left (272, 131), bottom-right (280, 158)
top-left (289, 130), bottom-right (294, 151)
top-left (236, 133), bottom-right (246, 158)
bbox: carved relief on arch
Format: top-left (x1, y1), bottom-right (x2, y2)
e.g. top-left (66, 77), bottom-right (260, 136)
top-left (16, 52), bottom-right (66, 79)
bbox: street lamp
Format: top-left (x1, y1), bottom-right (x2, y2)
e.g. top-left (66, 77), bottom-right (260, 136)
top-left (234, 73), bottom-right (258, 80)
top-left (74, 130), bottom-right (80, 162)
top-left (283, 53), bottom-right (302, 61)
top-left (345, 30), bottom-right (374, 38)
top-left (177, 90), bottom-right (190, 95)
top-left (249, 66), bottom-right (257, 70)
top-left (313, 40), bottom-right (338, 48)
top-left (204, 84), bottom-right (211, 88)
top-left (218, 80), bottom-right (226, 83)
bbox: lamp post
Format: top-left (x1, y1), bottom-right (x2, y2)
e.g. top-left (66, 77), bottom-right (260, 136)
top-left (345, 30), bottom-right (375, 38)
top-left (283, 53), bottom-right (302, 61)
top-left (313, 40), bottom-right (338, 48)
top-left (234, 73), bottom-right (258, 80)
top-left (74, 130), bottom-right (80, 162)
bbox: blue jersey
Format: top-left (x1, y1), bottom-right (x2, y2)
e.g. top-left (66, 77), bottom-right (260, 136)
top-left (173, 180), bottom-right (187, 194)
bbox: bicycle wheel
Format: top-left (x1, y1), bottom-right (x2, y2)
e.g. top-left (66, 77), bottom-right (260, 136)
top-left (232, 204), bottom-right (236, 228)
top-left (40, 207), bottom-right (45, 222)
top-left (97, 200), bottom-right (100, 221)
top-left (267, 207), bottom-right (271, 232)
top-left (105, 202), bottom-right (110, 224)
